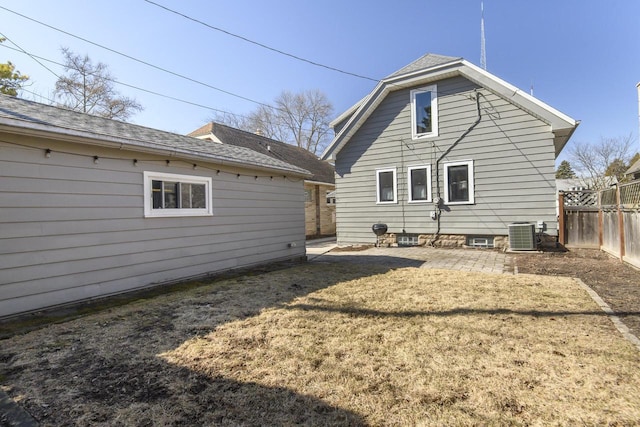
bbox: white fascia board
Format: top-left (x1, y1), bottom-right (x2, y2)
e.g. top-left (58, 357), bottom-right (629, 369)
top-left (323, 58), bottom-right (578, 161)
top-left (329, 95), bottom-right (367, 128)
top-left (0, 118), bottom-right (312, 178)
top-left (304, 179), bottom-right (335, 187)
top-left (460, 60), bottom-right (577, 130)
top-left (321, 63), bottom-right (462, 161)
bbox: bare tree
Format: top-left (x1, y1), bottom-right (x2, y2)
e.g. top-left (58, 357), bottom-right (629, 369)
top-left (566, 134), bottom-right (635, 189)
top-left (214, 89), bottom-right (333, 155)
top-left (54, 47), bottom-right (142, 121)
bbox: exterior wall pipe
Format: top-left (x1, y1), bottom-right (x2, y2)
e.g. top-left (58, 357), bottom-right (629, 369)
top-left (429, 90), bottom-right (483, 246)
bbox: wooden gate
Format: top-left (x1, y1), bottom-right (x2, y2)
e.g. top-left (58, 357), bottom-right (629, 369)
top-left (558, 190), bottom-right (599, 248)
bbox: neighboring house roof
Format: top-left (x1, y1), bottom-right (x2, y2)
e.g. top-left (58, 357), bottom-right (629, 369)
top-left (556, 176), bottom-right (617, 192)
top-left (323, 53), bottom-right (579, 161)
top-left (626, 158), bottom-right (640, 177)
top-left (189, 122), bottom-right (334, 184)
top-left (0, 95), bottom-right (310, 177)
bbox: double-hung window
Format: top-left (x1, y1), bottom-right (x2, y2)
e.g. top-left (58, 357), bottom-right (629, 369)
top-left (444, 160), bottom-right (475, 205)
top-left (410, 85), bottom-right (438, 139)
top-left (376, 168), bottom-right (397, 204)
top-left (143, 171), bottom-right (213, 217)
top-left (408, 165), bottom-right (432, 203)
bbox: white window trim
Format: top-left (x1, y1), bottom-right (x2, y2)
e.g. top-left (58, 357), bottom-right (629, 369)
top-left (143, 171), bottom-right (213, 218)
top-left (407, 165), bottom-right (432, 203)
top-left (410, 84), bottom-right (438, 140)
top-left (376, 167), bottom-right (397, 204)
top-left (443, 160), bottom-right (475, 205)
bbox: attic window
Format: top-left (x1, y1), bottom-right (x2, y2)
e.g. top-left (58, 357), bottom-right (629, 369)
top-left (411, 85), bottom-right (438, 139)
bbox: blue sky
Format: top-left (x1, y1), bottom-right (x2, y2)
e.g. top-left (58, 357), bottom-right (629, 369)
top-left (1, 0), bottom-right (639, 164)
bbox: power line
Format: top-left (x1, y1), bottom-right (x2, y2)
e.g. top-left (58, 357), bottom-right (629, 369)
top-left (0, 4), bottom-right (275, 110)
top-left (0, 31), bottom-right (61, 80)
top-left (143, 0), bottom-right (379, 83)
top-left (0, 43), bottom-right (250, 121)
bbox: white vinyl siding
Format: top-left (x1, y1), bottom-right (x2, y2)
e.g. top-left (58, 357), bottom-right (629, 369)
top-left (444, 160), bottom-right (474, 205)
top-left (408, 165), bottom-right (432, 203)
top-left (376, 168), bottom-right (397, 204)
top-left (411, 85), bottom-right (438, 139)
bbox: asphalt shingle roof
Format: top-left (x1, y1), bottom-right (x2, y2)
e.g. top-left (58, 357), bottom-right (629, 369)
top-left (0, 95), bottom-right (310, 176)
top-left (189, 122), bottom-right (334, 184)
top-left (385, 53), bottom-right (461, 79)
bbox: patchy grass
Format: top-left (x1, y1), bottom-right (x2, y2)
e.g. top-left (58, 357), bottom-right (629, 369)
top-left (1, 263), bottom-right (639, 426)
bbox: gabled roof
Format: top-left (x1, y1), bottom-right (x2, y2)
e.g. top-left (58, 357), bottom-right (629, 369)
top-left (323, 53), bottom-right (579, 161)
top-left (0, 95), bottom-right (310, 177)
top-left (385, 53), bottom-right (461, 79)
top-left (188, 122), bottom-right (334, 185)
top-left (627, 158), bottom-right (640, 177)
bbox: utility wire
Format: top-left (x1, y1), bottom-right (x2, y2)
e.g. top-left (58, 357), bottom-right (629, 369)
top-left (0, 4), bottom-right (275, 110)
top-left (143, 0), bottom-right (379, 83)
top-left (0, 31), bottom-right (61, 80)
top-left (0, 43), bottom-right (251, 121)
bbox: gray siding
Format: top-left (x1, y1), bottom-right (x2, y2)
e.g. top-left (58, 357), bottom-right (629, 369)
top-left (334, 76), bottom-right (557, 245)
top-left (0, 135), bottom-right (305, 317)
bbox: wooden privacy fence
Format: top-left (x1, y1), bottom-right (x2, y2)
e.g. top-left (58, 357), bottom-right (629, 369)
top-left (558, 181), bottom-right (640, 269)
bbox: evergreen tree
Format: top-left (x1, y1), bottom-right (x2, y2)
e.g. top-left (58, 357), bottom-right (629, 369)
top-left (555, 160), bottom-right (576, 179)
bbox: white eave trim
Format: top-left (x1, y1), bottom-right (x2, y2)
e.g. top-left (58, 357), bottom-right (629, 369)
top-left (459, 60), bottom-right (577, 129)
top-left (322, 59), bottom-right (578, 161)
top-left (0, 118), bottom-right (312, 178)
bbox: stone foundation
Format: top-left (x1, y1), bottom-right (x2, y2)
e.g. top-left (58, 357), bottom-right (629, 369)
top-left (374, 233), bottom-right (553, 250)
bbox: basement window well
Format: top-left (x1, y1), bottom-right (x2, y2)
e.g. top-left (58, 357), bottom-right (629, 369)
top-left (398, 234), bottom-right (420, 247)
top-left (466, 236), bottom-right (495, 249)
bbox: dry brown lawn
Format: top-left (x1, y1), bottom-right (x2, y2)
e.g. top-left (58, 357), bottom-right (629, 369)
top-left (1, 262), bottom-right (639, 426)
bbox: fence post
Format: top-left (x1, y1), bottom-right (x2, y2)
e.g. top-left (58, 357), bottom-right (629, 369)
top-left (598, 191), bottom-right (603, 249)
top-left (558, 191), bottom-right (566, 246)
top-left (617, 185), bottom-right (625, 261)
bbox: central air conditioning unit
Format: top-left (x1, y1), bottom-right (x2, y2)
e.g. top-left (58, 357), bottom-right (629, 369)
top-left (508, 223), bottom-right (536, 251)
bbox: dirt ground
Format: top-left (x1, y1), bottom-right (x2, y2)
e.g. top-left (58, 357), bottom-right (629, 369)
top-left (513, 248), bottom-right (640, 337)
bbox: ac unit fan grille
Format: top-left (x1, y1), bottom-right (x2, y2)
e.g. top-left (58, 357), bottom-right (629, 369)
top-left (508, 223), bottom-right (536, 250)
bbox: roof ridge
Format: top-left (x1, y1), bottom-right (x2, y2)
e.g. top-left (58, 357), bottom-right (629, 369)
top-left (385, 53), bottom-right (462, 79)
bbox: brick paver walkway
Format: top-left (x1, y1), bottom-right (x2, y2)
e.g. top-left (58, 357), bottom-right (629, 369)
top-left (306, 241), bottom-right (514, 274)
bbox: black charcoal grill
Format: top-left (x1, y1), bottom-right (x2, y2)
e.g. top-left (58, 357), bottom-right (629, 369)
top-left (372, 223), bottom-right (388, 247)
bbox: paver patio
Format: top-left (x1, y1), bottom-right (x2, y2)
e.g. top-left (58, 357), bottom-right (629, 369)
top-left (307, 240), bottom-right (514, 274)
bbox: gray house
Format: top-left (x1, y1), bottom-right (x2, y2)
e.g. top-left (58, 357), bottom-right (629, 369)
top-left (0, 95), bottom-right (310, 318)
top-left (626, 158), bottom-right (640, 181)
top-left (322, 54), bottom-right (579, 249)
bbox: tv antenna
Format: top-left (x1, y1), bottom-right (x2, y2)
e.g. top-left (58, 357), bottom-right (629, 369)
top-left (480, 2), bottom-right (487, 70)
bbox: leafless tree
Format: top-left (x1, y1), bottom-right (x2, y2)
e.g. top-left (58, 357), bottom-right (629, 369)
top-left (214, 89), bottom-right (333, 155)
top-left (566, 133), bottom-right (635, 189)
top-left (54, 47), bottom-right (142, 121)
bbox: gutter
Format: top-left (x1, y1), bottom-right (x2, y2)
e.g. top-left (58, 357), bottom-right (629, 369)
top-left (0, 121), bottom-right (312, 179)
